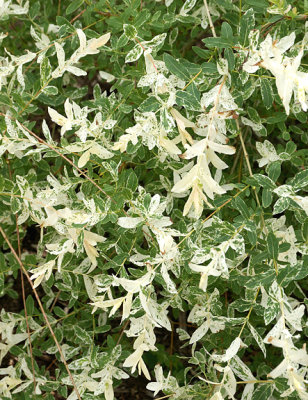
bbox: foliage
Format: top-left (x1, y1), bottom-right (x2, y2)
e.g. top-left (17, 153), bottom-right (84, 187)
top-left (0, 0), bottom-right (307, 399)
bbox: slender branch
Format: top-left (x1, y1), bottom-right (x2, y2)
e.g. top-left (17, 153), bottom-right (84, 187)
top-left (70, 9), bottom-right (86, 24)
top-left (0, 227), bottom-right (82, 400)
top-left (203, 0), bottom-right (217, 37)
top-left (182, 69), bottom-right (202, 91)
top-left (116, 320), bottom-right (130, 345)
top-left (155, 395), bottom-right (175, 400)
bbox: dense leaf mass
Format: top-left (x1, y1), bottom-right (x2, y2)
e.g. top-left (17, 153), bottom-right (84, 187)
top-left (0, 1), bottom-right (307, 399)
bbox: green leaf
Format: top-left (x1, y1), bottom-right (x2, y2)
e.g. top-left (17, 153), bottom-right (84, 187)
top-left (225, 48), bottom-right (235, 70)
top-left (221, 22), bottom-right (233, 40)
top-left (26, 295), bottom-right (34, 315)
top-left (234, 196), bottom-right (250, 219)
top-left (201, 62), bottom-right (218, 75)
top-left (139, 96), bottom-right (161, 113)
top-left (134, 9), bottom-right (151, 28)
top-left (267, 232), bottom-right (278, 261)
top-left (251, 174), bottom-right (276, 189)
top-left (248, 107), bottom-right (261, 123)
top-left (252, 384), bottom-right (273, 400)
top-left (291, 169), bottom-right (308, 191)
top-left (285, 140), bottom-right (296, 154)
top-left (240, 8), bottom-right (255, 47)
top-left (267, 161), bottom-right (281, 182)
top-left (66, 0), bottom-right (84, 15)
top-left (243, 270), bottom-right (276, 289)
top-left (29, 1), bottom-right (40, 19)
top-left (43, 86), bottom-right (58, 96)
top-left (202, 37), bottom-right (233, 49)
top-left (266, 112), bottom-right (287, 124)
top-left (74, 326), bottom-right (92, 345)
top-left (230, 299), bottom-right (253, 312)
top-left (245, 0), bottom-right (268, 11)
top-left (117, 33), bottom-right (129, 48)
top-left (262, 188), bottom-right (272, 208)
top-left (0, 93), bottom-right (11, 106)
top-left (176, 90), bottom-right (200, 111)
top-left (163, 53), bottom-right (190, 81)
top-left (192, 46), bottom-right (211, 60)
top-left (260, 79), bottom-right (273, 109)
top-left (126, 170), bottom-right (138, 192)
top-left (0, 253), bottom-right (5, 273)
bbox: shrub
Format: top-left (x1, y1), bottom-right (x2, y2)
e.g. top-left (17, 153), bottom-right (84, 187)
top-left (0, 1), bottom-right (307, 399)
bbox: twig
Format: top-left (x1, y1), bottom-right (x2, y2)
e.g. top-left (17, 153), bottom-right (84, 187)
top-left (155, 395), bottom-right (175, 400)
top-left (0, 227), bottom-right (82, 400)
top-left (182, 69), bottom-right (202, 91)
top-left (203, 0), bottom-right (217, 37)
top-left (70, 9), bottom-right (86, 24)
top-left (50, 291), bottom-right (61, 313)
top-left (116, 320), bottom-right (130, 345)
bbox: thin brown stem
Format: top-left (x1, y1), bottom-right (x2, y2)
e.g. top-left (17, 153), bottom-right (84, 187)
top-left (70, 9), bottom-right (86, 24)
top-left (50, 291), bottom-right (61, 313)
top-left (203, 0), bottom-right (217, 37)
top-left (116, 320), bottom-right (130, 345)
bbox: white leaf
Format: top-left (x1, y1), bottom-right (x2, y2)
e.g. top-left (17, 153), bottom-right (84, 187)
top-left (241, 383), bottom-right (254, 400)
top-left (48, 107), bottom-right (67, 127)
top-left (91, 144), bottom-right (114, 159)
top-left (54, 42), bottom-right (65, 69)
top-left (211, 337), bottom-right (243, 362)
top-left (87, 32), bottom-right (111, 53)
top-left (190, 321), bottom-right (209, 344)
top-left (78, 150), bottom-right (90, 168)
top-left (83, 276), bottom-right (97, 300)
top-left (76, 28), bottom-right (87, 50)
top-left (276, 32), bottom-right (296, 53)
top-left (99, 70), bottom-right (115, 82)
top-left (118, 217), bottom-right (143, 229)
top-left (248, 322), bottom-right (266, 357)
top-left (66, 65), bottom-right (87, 76)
